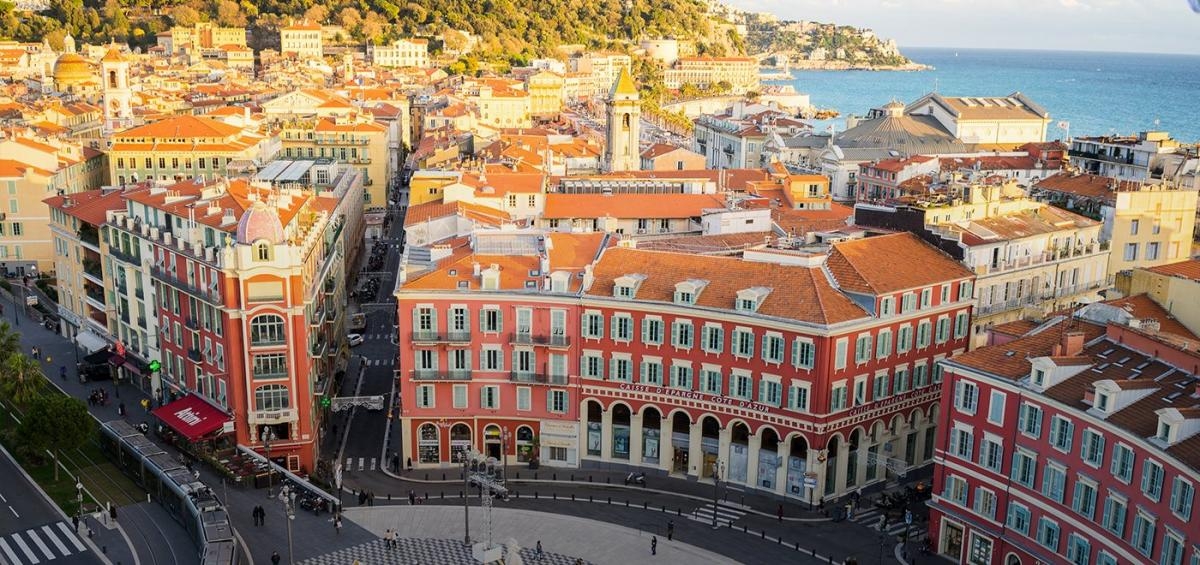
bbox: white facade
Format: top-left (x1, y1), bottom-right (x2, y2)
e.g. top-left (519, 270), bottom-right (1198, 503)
top-left (368, 39), bottom-right (430, 69)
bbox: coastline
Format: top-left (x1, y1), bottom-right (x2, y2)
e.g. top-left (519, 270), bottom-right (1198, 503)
top-left (785, 60), bottom-right (933, 72)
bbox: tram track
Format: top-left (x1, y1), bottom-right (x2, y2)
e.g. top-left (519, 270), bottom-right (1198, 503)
top-left (59, 439), bottom-right (185, 565)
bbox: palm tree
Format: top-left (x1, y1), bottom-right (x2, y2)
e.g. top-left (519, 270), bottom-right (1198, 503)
top-left (0, 353), bottom-right (44, 407)
top-left (0, 321), bottom-right (18, 354)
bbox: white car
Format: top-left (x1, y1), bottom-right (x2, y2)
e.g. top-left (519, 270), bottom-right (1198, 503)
top-left (348, 334), bottom-right (364, 347)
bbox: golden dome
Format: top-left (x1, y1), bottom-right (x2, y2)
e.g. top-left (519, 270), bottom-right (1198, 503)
top-left (53, 53), bottom-right (95, 87)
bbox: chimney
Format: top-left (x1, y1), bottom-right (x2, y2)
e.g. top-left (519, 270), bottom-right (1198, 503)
top-left (1062, 330), bottom-right (1085, 357)
top-left (472, 262), bottom-right (481, 277)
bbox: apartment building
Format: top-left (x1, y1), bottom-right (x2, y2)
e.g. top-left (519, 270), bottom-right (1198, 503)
top-left (664, 57), bottom-right (760, 94)
top-left (1069, 131), bottom-right (1182, 182)
top-left (856, 176), bottom-right (1110, 348)
top-left (107, 115), bottom-right (277, 185)
top-left (368, 38), bottom-right (430, 69)
top-left (280, 22), bottom-right (322, 60)
top-left (395, 231), bottom-right (975, 502)
top-left (931, 312), bottom-right (1200, 565)
top-left (1033, 172), bottom-right (1197, 275)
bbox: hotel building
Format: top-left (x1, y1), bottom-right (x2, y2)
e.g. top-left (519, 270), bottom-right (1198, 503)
top-left (395, 231), bottom-right (975, 501)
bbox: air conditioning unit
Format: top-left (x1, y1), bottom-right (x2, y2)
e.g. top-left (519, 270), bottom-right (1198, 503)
top-left (636, 228), bottom-right (647, 234)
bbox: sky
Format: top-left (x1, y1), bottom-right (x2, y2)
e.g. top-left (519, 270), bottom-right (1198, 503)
top-left (723, 0), bottom-right (1200, 55)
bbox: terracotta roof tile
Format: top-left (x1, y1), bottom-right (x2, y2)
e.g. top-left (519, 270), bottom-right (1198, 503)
top-left (947, 319), bottom-right (1107, 381)
top-left (824, 232), bottom-right (975, 295)
top-left (43, 189), bottom-right (127, 226)
top-left (542, 193), bottom-right (725, 220)
top-left (586, 247), bottom-right (869, 325)
top-left (1145, 259), bottom-right (1200, 282)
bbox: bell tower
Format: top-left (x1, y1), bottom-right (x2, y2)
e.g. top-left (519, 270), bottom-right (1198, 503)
top-left (604, 66), bottom-right (640, 172)
top-left (101, 45), bottom-right (133, 133)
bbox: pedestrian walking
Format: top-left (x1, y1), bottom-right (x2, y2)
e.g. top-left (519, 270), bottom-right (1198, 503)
top-left (72, 515), bottom-right (79, 532)
top-left (409, 490), bottom-right (416, 505)
top-left (270, 551), bottom-right (281, 565)
top-left (59, 365), bottom-right (66, 381)
top-left (383, 529), bottom-right (392, 548)
top-left (118, 402), bottom-right (126, 417)
top-left (259, 506), bottom-right (266, 526)
top-left (140, 398), bottom-right (149, 412)
top-left (31, 346), bottom-right (38, 360)
top-left (666, 520), bottom-right (674, 541)
top-left (777, 503), bottom-right (784, 522)
top-left (536, 540), bottom-right (543, 559)
top-left (335, 516), bottom-right (342, 535)
top-left (252, 507), bottom-right (258, 526)
top-left (651, 535), bottom-right (657, 556)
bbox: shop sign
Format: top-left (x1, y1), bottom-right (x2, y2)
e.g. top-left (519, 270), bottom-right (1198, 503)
top-left (617, 383), bottom-right (770, 413)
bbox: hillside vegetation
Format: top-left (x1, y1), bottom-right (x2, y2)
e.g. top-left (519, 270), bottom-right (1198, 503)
top-left (0, 0), bottom-right (717, 63)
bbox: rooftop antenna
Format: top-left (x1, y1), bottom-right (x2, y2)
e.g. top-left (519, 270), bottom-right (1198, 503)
top-left (932, 78), bottom-right (939, 93)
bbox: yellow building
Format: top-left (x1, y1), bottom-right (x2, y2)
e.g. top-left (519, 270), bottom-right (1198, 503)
top-left (1125, 259), bottom-right (1200, 335)
top-left (467, 81), bottom-right (531, 129)
top-left (368, 38), bottom-right (430, 68)
top-left (108, 115), bottom-right (275, 185)
top-left (280, 22), bottom-right (323, 60)
top-left (526, 71), bottom-right (565, 117)
top-left (279, 114), bottom-right (391, 210)
top-left (43, 189), bottom-right (126, 342)
top-left (408, 170), bottom-right (463, 206)
top-left (169, 22), bottom-right (248, 55)
top-left (1034, 173), bottom-right (1197, 276)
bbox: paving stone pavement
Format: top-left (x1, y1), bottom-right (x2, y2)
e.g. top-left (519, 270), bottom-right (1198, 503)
top-left (334, 505), bottom-right (737, 564)
top-left (298, 538), bottom-right (587, 565)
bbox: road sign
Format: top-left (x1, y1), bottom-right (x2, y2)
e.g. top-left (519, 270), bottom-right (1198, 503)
top-left (803, 477), bottom-right (818, 488)
top-left (905, 510), bottom-right (913, 525)
top-left (25, 295), bottom-right (37, 306)
top-left (804, 472), bottom-right (817, 478)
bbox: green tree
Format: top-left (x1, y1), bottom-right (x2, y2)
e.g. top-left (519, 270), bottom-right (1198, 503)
top-left (16, 395), bottom-right (92, 481)
top-left (1, 354), bottom-right (43, 407)
top-left (0, 321), bottom-right (18, 354)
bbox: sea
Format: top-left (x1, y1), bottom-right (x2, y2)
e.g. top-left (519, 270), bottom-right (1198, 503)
top-left (776, 47), bottom-right (1200, 143)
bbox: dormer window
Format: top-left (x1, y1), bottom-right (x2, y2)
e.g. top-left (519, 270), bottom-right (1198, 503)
top-left (1158, 421), bottom-right (1172, 442)
top-left (1096, 392), bottom-right (1110, 412)
top-left (735, 287), bottom-right (771, 313)
top-left (1032, 369), bottom-right (1045, 387)
top-left (255, 242), bottom-right (272, 261)
top-left (613, 274), bottom-right (646, 299)
top-left (674, 279), bottom-right (708, 305)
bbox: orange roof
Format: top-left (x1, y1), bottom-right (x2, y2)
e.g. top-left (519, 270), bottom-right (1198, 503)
top-left (114, 115), bottom-right (243, 139)
top-left (771, 203), bottom-right (854, 235)
top-left (825, 232), bottom-right (975, 295)
top-left (1103, 294), bottom-right (1199, 341)
top-left (1034, 172), bottom-right (1145, 204)
top-left (1145, 259), bottom-right (1200, 282)
top-left (947, 319), bottom-right (1107, 381)
top-left (121, 178), bottom-right (322, 234)
top-left (314, 118), bottom-right (387, 133)
top-left (465, 172), bottom-right (544, 195)
top-left (543, 193), bottom-right (725, 220)
top-left (403, 200), bottom-right (513, 229)
top-left (639, 143), bottom-right (693, 160)
top-left (587, 247), bottom-right (869, 325)
top-left (403, 233), bottom-right (607, 292)
top-left (284, 22), bottom-right (322, 30)
top-left (43, 188), bottom-right (127, 226)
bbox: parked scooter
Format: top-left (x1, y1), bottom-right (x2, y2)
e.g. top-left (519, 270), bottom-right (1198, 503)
top-left (624, 472), bottom-right (646, 486)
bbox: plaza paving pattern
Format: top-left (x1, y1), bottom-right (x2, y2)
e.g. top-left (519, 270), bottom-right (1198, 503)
top-left (298, 538), bottom-right (587, 565)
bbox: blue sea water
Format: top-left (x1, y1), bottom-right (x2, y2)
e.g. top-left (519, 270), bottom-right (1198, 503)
top-left (780, 47), bottom-right (1200, 143)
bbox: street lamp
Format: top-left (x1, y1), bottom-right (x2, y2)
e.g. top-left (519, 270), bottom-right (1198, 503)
top-left (263, 426), bottom-right (277, 498)
top-left (12, 280), bottom-right (21, 327)
top-left (280, 484), bottom-right (296, 564)
top-left (75, 481), bottom-right (83, 528)
top-left (711, 460), bottom-right (725, 529)
top-left (462, 451), bottom-right (471, 546)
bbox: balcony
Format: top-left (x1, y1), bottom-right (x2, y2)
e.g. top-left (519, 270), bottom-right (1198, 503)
top-left (82, 259), bottom-right (103, 284)
top-left (509, 372), bottom-right (568, 385)
top-left (1069, 149), bottom-right (1135, 165)
top-left (77, 225), bottom-right (100, 249)
top-left (187, 348), bottom-right (202, 362)
top-left (109, 246), bottom-right (140, 266)
top-left (310, 338), bottom-right (328, 357)
top-left (1041, 278), bottom-right (1112, 301)
top-left (411, 331), bottom-right (472, 345)
top-left (85, 286), bottom-right (106, 306)
top-left (185, 316), bottom-right (201, 331)
top-left (151, 266), bottom-right (220, 304)
top-left (411, 369), bottom-right (472, 381)
top-left (511, 333), bottom-right (571, 348)
top-left (976, 295), bottom-right (1040, 317)
top-left (973, 242), bottom-right (1109, 276)
top-left (248, 408), bottom-right (298, 424)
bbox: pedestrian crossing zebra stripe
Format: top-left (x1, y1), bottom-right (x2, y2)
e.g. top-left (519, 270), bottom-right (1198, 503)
top-left (849, 508), bottom-right (927, 538)
top-left (688, 502), bottom-right (747, 525)
top-left (0, 522), bottom-right (89, 564)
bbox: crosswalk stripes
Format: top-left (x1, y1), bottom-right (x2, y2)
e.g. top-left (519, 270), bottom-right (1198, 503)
top-left (369, 458), bottom-right (377, 471)
top-left (363, 359), bottom-right (395, 367)
top-left (847, 507), bottom-right (927, 540)
top-left (0, 522), bottom-right (88, 564)
top-left (687, 502), bottom-right (747, 526)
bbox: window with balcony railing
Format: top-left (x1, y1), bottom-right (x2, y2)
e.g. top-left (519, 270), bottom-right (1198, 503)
top-left (252, 353), bottom-right (288, 380)
top-left (250, 314), bottom-right (286, 345)
top-left (254, 384), bottom-right (290, 411)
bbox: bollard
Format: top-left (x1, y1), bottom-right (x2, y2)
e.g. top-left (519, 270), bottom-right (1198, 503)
top-left (677, 508), bottom-right (682, 516)
top-left (606, 476), bottom-right (611, 484)
top-left (424, 473), bottom-right (429, 480)
top-left (643, 501), bottom-right (648, 509)
top-left (571, 494), bottom-right (575, 501)
top-left (589, 475), bottom-right (593, 482)
top-left (534, 472), bottom-right (538, 480)
top-left (571, 474), bottom-right (575, 481)
top-left (761, 531), bottom-right (767, 539)
top-left (589, 495), bottom-right (593, 502)
top-left (102, 546), bottom-right (107, 554)
top-left (607, 496), bottom-right (611, 505)
top-left (387, 494), bottom-right (391, 501)
top-left (440, 491), bottom-right (444, 499)
top-left (662, 505), bottom-right (666, 513)
top-left (553, 473), bottom-right (557, 481)
top-left (535, 491), bottom-right (539, 499)
top-left (516, 473), bottom-right (520, 480)
top-left (553, 493), bottom-right (557, 500)
top-left (442, 473), bottom-right (446, 480)
top-left (742, 525), bottom-right (748, 533)
top-left (625, 499), bottom-right (629, 507)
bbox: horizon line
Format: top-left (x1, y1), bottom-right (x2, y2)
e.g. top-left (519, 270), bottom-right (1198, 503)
top-left (900, 44), bottom-right (1200, 57)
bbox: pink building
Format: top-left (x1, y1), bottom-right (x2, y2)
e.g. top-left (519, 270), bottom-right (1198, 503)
top-left (396, 230), bottom-right (974, 501)
top-left (931, 310), bottom-right (1200, 564)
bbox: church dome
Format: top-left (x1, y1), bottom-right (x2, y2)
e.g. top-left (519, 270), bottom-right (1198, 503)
top-left (53, 53), bottom-right (95, 87)
top-left (235, 201), bottom-right (286, 245)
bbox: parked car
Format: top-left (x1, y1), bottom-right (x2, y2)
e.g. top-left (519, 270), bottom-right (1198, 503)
top-left (348, 334), bottom-right (364, 347)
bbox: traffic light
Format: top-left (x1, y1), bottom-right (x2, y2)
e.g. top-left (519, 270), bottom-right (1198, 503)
top-left (148, 360), bottom-right (161, 373)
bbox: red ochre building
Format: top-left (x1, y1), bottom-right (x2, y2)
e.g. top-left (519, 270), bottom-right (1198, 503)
top-left (930, 306), bottom-right (1200, 564)
top-left (396, 230), bottom-right (975, 501)
top-left (91, 171), bottom-right (361, 474)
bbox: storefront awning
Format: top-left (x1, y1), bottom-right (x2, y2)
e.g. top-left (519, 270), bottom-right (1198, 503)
top-left (74, 332), bottom-right (108, 354)
top-left (152, 395), bottom-right (231, 442)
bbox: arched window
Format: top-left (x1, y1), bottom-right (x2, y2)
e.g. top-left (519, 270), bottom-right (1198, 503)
top-left (250, 314), bottom-right (286, 345)
top-left (622, 113), bottom-right (631, 131)
top-left (254, 384), bottom-right (289, 411)
top-left (418, 424), bottom-right (441, 463)
top-left (108, 70), bottom-right (118, 89)
top-left (256, 242), bottom-right (272, 261)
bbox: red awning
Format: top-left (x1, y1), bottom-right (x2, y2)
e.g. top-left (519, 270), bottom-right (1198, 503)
top-left (152, 395), bottom-right (230, 442)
